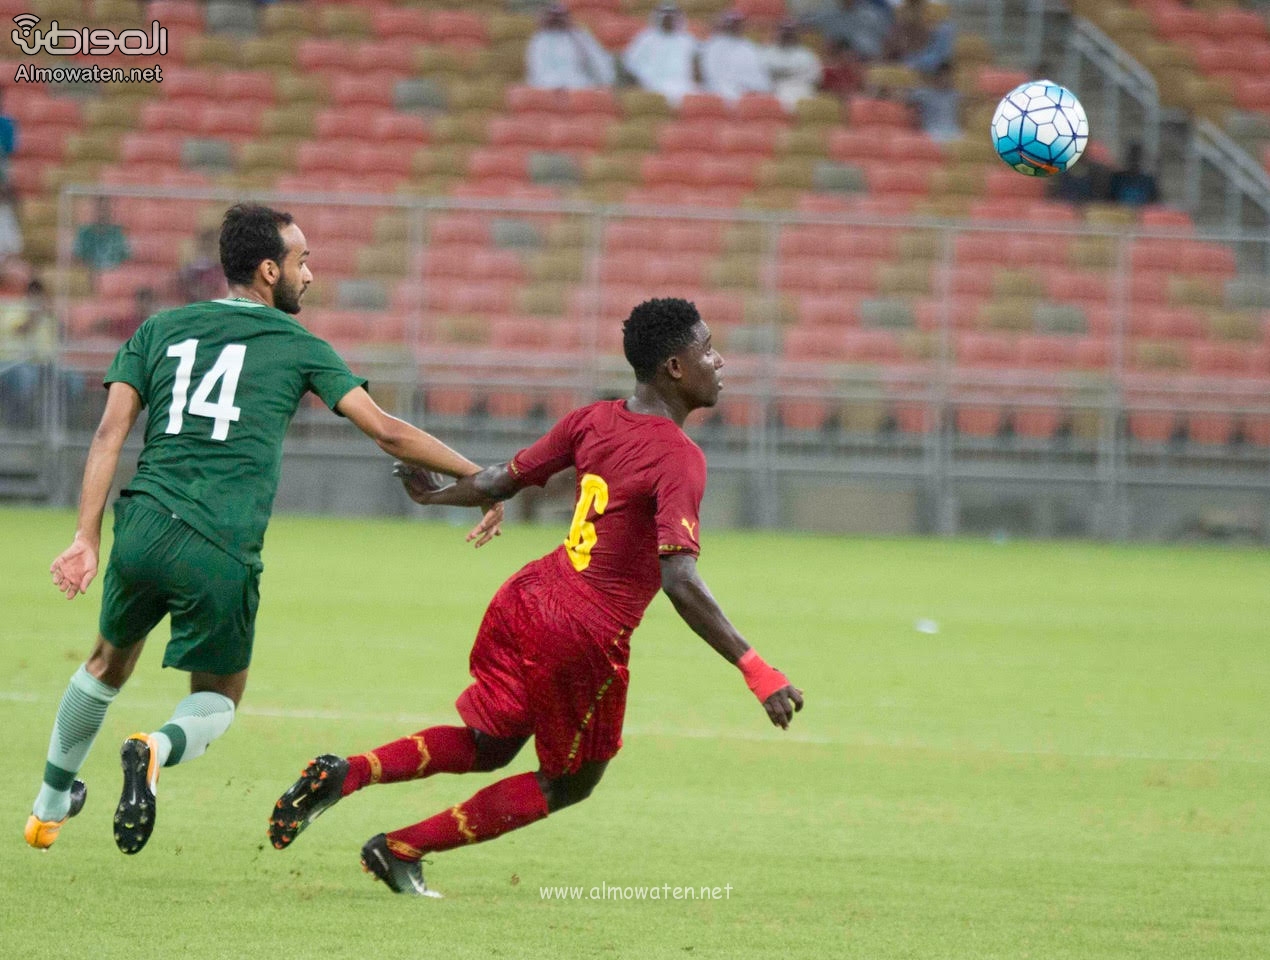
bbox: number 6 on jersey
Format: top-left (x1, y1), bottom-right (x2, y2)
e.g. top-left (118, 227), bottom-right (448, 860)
top-left (165, 338), bottom-right (246, 441)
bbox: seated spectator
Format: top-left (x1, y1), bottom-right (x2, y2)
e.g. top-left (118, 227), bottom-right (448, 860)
top-left (177, 228), bottom-right (226, 303)
top-left (701, 10), bottom-right (772, 104)
top-left (623, 4), bottom-right (700, 107)
top-left (819, 39), bottom-right (865, 100)
top-left (526, 3), bottom-right (616, 91)
top-left (1048, 141), bottom-right (1113, 205)
top-left (96, 285), bottom-right (155, 342)
top-left (0, 279), bottom-right (58, 427)
top-left (883, 0), bottom-right (955, 74)
top-left (908, 61), bottom-right (961, 142)
top-left (760, 19), bottom-right (823, 112)
top-left (1109, 142), bottom-right (1160, 207)
top-left (74, 196), bottom-right (130, 273)
top-left (801, 0), bottom-right (892, 63)
top-left (0, 86), bottom-right (16, 185)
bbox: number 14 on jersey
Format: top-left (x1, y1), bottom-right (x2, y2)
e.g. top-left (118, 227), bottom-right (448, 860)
top-left (165, 338), bottom-right (246, 441)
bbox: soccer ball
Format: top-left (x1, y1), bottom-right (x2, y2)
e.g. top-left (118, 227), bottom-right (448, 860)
top-left (990, 80), bottom-right (1088, 177)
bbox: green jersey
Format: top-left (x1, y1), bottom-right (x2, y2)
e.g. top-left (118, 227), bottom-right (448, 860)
top-left (104, 298), bottom-right (367, 566)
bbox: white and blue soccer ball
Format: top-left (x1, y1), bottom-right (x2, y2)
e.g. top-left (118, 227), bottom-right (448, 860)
top-left (990, 80), bottom-right (1088, 177)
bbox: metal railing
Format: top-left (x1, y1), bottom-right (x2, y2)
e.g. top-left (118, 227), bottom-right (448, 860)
top-left (1063, 16), bottom-right (1162, 169)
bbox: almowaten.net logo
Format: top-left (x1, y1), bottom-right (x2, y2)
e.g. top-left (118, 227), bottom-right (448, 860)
top-left (11, 14), bottom-right (165, 84)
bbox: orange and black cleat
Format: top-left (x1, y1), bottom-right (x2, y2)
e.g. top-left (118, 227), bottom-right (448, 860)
top-left (267, 754), bottom-right (348, 850)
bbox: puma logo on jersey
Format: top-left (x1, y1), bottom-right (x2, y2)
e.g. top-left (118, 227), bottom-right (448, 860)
top-left (680, 518), bottom-right (697, 538)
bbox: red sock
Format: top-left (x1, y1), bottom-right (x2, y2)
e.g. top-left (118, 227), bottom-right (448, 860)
top-left (342, 726), bottom-right (477, 796)
top-left (384, 772), bottom-right (549, 860)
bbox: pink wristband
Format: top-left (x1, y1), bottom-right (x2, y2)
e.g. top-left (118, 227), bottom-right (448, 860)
top-left (737, 648), bottom-right (789, 703)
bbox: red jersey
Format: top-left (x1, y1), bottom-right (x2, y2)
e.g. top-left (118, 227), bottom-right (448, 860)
top-left (508, 399), bottom-right (707, 628)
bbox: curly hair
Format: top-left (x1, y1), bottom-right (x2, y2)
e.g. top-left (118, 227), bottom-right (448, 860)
top-left (219, 204), bottom-right (294, 286)
top-left (622, 298), bottom-right (702, 383)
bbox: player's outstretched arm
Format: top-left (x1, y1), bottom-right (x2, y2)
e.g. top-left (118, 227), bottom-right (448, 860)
top-left (660, 554), bottom-right (804, 729)
top-left (51, 381), bottom-right (141, 599)
top-left (336, 387), bottom-right (504, 545)
top-left (336, 386), bottom-right (481, 478)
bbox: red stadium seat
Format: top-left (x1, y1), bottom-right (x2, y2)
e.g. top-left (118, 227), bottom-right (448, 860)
top-left (565, 88), bottom-right (620, 118)
top-left (467, 148), bottom-right (530, 181)
top-left (784, 326), bottom-right (848, 360)
top-left (330, 74), bottom-right (398, 108)
top-left (843, 329), bottom-right (902, 362)
top-left (141, 101), bottom-right (202, 134)
top-left (1075, 337), bottom-right (1111, 370)
top-left (351, 41), bottom-right (418, 75)
top-left (955, 405), bottom-right (1005, 437)
top-left (200, 104), bottom-right (264, 138)
top-left (735, 94), bottom-right (786, 123)
top-left (957, 332), bottom-right (1019, 367)
top-left (778, 397), bottom-right (832, 431)
top-left (1127, 410), bottom-right (1178, 443)
top-left (1187, 411), bottom-right (1235, 445)
top-left (427, 10), bottom-right (488, 45)
top-left (148, 1), bottom-right (206, 30)
top-left (847, 97), bottom-right (911, 128)
top-left (1014, 404), bottom-right (1064, 439)
top-left (371, 112), bottom-right (429, 146)
top-left (429, 215), bottom-right (492, 246)
top-left (297, 39), bottom-right (360, 73)
top-left (370, 8), bottom-right (432, 41)
top-left (427, 248), bottom-right (525, 282)
top-left (1212, 8), bottom-right (1269, 42)
top-left (218, 71), bottom-right (277, 105)
top-left (1018, 335), bottom-right (1078, 368)
top-left (506, 85), bottom-right (567, 114)
top-left (680, 93), bottom-right (731, 121)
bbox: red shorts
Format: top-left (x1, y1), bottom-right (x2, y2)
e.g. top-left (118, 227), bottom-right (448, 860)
top-left (456, 550), bottom-right (632, 778)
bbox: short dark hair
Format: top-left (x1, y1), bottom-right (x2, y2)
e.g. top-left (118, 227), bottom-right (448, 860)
top-left (220, 203), bottom-right (293, 286)
top-left (622, 297), bottom-right (702, 383)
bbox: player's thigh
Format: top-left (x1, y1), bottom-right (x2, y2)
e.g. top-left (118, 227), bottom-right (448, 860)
top-left (97, 499), bottom-right (180, 650)
top-left (456, 587), bottom-right (535, 740)
top-left (163, 535), bottom-right (261, 677)
top-left (529, 623), bottom-right (630, 778)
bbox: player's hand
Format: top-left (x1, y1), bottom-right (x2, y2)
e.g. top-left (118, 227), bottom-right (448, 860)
top-left (467, 501), bottom-right (504, 548)
top-left (50, 536), bottom-right (99, 600)
top-left (393, 461), bottom-right (448, 505)
top-left (762, 683), bottom-right (804, 730)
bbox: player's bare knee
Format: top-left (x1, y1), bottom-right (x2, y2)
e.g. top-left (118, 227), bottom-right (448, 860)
top-left (85, 635), bottom-right (142, 688)
top-left (191, 669), bottom-right (247, 706)
top-left (471, 732), bottom-right (526, 772)
top-left (537, 764), bottom-right (605, 813)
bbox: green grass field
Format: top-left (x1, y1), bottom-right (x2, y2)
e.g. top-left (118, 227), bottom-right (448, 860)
top-left (2, 507), bottom-right (1268, 959)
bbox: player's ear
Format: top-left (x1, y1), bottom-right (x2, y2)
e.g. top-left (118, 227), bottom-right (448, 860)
top-left (259, 258), bottom-right (280, 285)
top-left (664, 354), bottom-right (683, 380)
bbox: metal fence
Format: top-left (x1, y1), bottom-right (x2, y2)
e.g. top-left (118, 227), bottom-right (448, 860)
top-left (4, 185), bottom-right (1270, 539)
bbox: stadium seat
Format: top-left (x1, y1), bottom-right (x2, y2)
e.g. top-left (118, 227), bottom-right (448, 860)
top-left (955, 405), bottom-right (1005, 437)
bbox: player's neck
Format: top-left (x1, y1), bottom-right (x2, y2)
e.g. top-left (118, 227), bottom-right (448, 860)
top-left (227, 283), bottom-right (273, 308)
top-left (627, 386), bottom-right (689, 427)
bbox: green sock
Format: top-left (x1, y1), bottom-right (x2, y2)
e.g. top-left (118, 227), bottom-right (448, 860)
top-left (32, 665), bottom-right (119, 821)
top-left (151, 692), bottom-right (235, 767)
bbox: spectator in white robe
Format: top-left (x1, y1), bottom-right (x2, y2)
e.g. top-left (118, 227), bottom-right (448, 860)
top-left (759, 19), bottom-right (823, 112)
top-left (526, 4), bottom-right (616, 90)
top-left (700, 10), bottom-right (772, 104)
top-left (622, 4), bottom-right (700, 107)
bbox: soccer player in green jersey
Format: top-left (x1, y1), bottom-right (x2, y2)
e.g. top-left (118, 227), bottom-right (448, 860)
top-left (25, 203), bottom-right (501, 855)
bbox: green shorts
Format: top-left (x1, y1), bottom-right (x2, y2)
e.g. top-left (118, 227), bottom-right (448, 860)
top-left (99, 493), bottom-right (261, 675)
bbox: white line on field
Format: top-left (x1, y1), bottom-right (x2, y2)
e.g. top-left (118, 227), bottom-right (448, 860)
top-left (3, 690), bottom-right (1265, 765)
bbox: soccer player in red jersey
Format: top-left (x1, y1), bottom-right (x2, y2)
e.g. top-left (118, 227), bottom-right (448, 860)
top-left (268, 298), bottom-right (804, 896)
